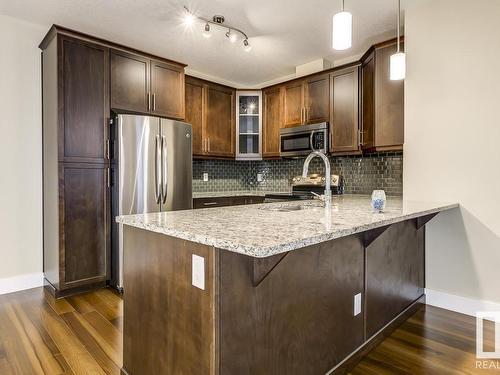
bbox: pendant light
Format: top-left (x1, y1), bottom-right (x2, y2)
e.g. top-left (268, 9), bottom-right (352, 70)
top-left (332, 0), bottom-right (352, 50)
top-left (390, 0), bottom-right (406, 80)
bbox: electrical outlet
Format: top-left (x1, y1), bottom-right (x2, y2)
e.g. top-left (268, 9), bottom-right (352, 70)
top-left (203, 173), bottom-right (209, 182)
top-left (354, 293), bottom-right (362, 316)
top-left (192, 254), bottom-right (205, 290)
top-left (257, 173), bottom-right (263, 182)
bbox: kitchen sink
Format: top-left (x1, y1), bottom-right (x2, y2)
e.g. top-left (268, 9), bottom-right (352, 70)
top-left (259, 203), bottom-right (318, 212)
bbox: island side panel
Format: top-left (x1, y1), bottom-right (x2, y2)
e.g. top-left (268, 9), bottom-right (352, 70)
top-left (122, 226), bottom-right (217, 375)
top-left (217, 235), bottom-right (365, 375)
top-left (365, 219), bottom-right (425, 338)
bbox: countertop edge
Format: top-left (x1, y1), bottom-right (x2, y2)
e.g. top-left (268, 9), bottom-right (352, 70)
top-left (116, 202), bottom-right (459, 258)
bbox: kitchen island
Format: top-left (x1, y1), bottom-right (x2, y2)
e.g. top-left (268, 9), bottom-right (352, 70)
top-left (116, 195), bottom-right (457, 375)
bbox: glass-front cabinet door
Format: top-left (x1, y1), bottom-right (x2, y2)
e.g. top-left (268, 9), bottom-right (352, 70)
top-left (236, 91), bottom-right (262, 160)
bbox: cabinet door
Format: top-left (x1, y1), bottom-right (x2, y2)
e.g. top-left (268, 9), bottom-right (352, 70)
top-left (361, 52), bottom-right (375, 149)
top-left (151, 59), bottom-right (185, 119)
top-left (365, 220), bottom-right (424, 338)
top-left (374, 42), bottom-right (404, 149)
top-left (185, 76), bottom-right (205, 156)
top-left (330, 67), bottom-right (360, 154)
top-left (60, 36), bottom-right (109, 163)
top-left (205, 84), bottom-right (235, 157)
top-left (110, 50), bottom-right (150, 113)
top-left (282, 82), bottom-right (304, 127)
top-left (304, 74), bottom-right (330, 124)
top-left (262, 87), bottom-right (282, 158)
top-left (60, 164), bottom-right (110, 289)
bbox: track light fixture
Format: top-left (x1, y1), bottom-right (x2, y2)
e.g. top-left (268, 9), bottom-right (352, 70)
top-left (183, 6), bottom-right (252, 52)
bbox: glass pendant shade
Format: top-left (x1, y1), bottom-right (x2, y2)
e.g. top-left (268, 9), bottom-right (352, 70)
top-left (332, 11), bottom-right (352, 50)
top-left (390, 51), bottom-right (406, 80)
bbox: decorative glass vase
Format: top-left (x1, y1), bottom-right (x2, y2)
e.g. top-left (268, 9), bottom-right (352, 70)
top-left (371, 190), bottom-right (387, 213)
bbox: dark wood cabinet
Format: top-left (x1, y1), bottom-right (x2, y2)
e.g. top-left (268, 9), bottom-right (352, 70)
top-left (282, 81), bottom-right (303, 127)
top-left (40, 28), bottom-right (111, 297)
top-left (361, 40), bottom-right (404, 151)
top-left (150, 59), bottom-right (185, 119)
top-left (365, 220), bottom-right (424, 337)
top-left (304, 73), bottom-right (330, 123)
top-left (110, 50), bottom-right (149, 114)
top-left (110, 50), bottom-right (185, 119)
top-left (193, 195), bottom-right (264, 209)
top-left (60, 164), bottom-right (110, 288)
top-left (61, 35), bottom-right (109, 163)
top-left (205, 84), bottom-right (235, 157)
top-left (185, 76), bottom-right (235, 158)
top-left (262, 87), bottom-right (282, 158)
top-left (330, 65), bottom-right (360, 154)
top-left (185, 76), bottom-right (205, 156)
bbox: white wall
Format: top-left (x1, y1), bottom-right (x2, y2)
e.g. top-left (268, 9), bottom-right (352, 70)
top-left (0, 15), bottom-right (46, 292)
top-left (404, 0), bottom-right (500, 305)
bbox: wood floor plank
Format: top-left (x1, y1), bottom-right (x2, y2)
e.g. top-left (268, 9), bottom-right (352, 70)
top-left (61, 312), bottom-right (120, 375)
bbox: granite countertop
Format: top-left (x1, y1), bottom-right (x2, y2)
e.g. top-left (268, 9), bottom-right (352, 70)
top-left (116, 195), bottom-right (458, 258)
top-left (192, 190), bottom-right (289, 199)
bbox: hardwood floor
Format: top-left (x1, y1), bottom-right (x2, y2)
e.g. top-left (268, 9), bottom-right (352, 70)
top-left (0, 287), bottom-right (497, 374)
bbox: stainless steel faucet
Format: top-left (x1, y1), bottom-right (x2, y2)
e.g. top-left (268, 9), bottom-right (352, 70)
top-left (302, 151), bottom-right (331, 207)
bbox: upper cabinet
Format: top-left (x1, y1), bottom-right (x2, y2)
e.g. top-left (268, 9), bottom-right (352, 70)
top-left (330, 65), bottom-right (360, 154)
top-left (282, 74), bottom-right (330, 128)
top-left (282, 81), bottom-right (303, 127)
top-left (59, 35), bottom-right (110, 163)
top-left (361, 40), bottom-right (404, 151)
top-left (185, 76), bottom-right (235, 158)
top-left (110, 50), bottom-right (185, 120)
top-left (150, 59), bottom-right (185, 119)
top-left (304, 73), bottom-right (330, 124)
top-left (236, 91), bottom-right (262, 160)
top-left (262, 87), bottom-right (282, 158)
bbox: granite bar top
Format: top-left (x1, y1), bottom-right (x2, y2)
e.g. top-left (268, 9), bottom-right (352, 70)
top-left (192, 190), bottom-right (289, 199)
top-left (116, 195), bottom-right (458, 258)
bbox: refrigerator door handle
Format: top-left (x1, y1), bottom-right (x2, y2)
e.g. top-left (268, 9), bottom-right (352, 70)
top-left (161, 135), bottom-right (168, 204)
top-left (155, 135), bottom-right (161, 204)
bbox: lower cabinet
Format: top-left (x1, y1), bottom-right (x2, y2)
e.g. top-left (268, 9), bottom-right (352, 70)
top-left (365, 220), bottom-right (425, 337)
top-left (193, 196), bottom-right (264, 209)
top-left (44, 163), bottom-right (110, 297)
top-left (60, 164), bottom-right (110, 288)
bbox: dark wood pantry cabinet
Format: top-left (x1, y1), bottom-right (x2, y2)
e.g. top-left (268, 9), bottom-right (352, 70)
top-left (110, 50), bottom-right (185, 119)
top-left (185, 75), bottom-right (235, 158)
top-left (40, 28), bottom-right (110, 297)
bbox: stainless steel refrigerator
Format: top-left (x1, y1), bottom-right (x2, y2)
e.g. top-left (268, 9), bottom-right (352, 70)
top-left (111, 114), bottom-right (192, 291)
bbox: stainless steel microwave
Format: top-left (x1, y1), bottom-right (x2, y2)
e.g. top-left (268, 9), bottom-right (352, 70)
top-left (279, 122), bottom-right (329, 157)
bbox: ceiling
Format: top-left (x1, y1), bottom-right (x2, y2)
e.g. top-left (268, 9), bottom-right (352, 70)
top-left (0, 0), bottom-right (405, 88)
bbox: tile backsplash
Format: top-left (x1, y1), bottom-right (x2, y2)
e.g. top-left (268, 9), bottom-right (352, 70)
top-left (193, 152), bottom-right (403, 196)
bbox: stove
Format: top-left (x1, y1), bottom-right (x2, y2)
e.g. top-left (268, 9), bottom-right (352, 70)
top-left (265, 174), bottom-right (344, 202)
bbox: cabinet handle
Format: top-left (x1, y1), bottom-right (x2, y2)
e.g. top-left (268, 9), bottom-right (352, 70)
top-left (106, 168), bottom-right (111, 188)
top-left (203, 202), bottom-right (218, 206)
top-left (153, 93), bottom-right (156, 111)
top-left (359, 130), bottom-right (364, 146)
top-left (147, 92), bottom-right (151, 111)
top-left (105, 139), bottom-right (110, 160)
top-left (208, 138), bottom-right (210, 152)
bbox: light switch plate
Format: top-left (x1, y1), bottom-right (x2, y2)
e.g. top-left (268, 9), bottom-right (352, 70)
top-left (257, 173), bottom-right (263, 182)
top-left (192, 254), bottom-right (205, 290)
top-left (354, 293), bottom-right (362, 316)
top-left (203, 173), bottom-right (209, 182)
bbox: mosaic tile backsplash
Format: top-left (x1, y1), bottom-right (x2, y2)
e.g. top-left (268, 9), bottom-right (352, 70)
top-left (193, 152), bottom-right (403, 196)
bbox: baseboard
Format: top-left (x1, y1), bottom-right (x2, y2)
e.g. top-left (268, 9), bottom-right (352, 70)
top-left (0, 272), bottom-right (44, 295)
top-left (425, 288), bottom-right (500, 317)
